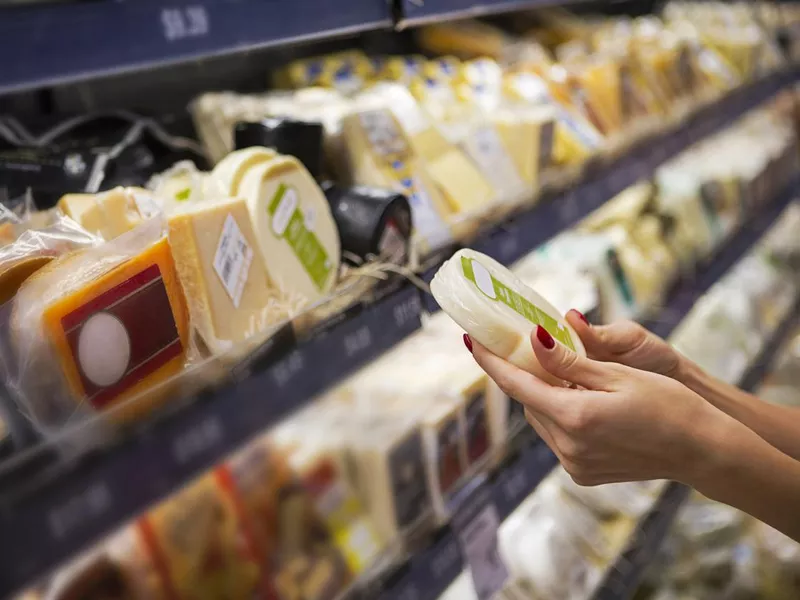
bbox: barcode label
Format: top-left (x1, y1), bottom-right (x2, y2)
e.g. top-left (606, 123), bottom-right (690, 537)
top-left (213, 214), bottom-right (253, 308)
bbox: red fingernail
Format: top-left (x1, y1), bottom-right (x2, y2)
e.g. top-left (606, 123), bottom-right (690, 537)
top-left (463, 333), bottom-right (473, 353)
top-left (536, 326), bottom-right (555, 349)
top-left (572, 309), bottom-right (589, 326)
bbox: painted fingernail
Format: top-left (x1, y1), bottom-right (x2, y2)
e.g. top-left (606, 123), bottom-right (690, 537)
top-left (463, 333), bottom-right (473, 353)
top-left (571, 309), bottom-right (589, 326)
top-left (536, 325), bottom-right (555, 349)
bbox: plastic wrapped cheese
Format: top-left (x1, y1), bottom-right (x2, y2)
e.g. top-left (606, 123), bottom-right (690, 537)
top-left (431, 249), bottom-right (585, 386)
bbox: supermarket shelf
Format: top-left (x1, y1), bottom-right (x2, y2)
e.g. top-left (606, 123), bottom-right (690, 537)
top-left (420, 67), bottom-right (799, 315)
top-left (373, 183), bottom-right (800, 600)
top-left (0, 67), bottom-right (794, 600)
top-left (0, 282), bottom-right (423, 597)
top-left (0, 0), bottom-right (393, 95)
top-left (644, 179), bottom-right (799, 339)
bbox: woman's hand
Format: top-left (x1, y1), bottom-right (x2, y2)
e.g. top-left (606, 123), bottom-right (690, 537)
top-left (466, 326), bottom-right (731, 487)
top-left (565, 309), bottom-right (684, 380)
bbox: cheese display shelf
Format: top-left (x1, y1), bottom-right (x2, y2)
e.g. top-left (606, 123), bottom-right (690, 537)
top-left (0, 281), bottom-right (424, 598)
top-left (350, 184), bottom-right (800, 600)
top-left (419, 66), bottom-right (799, 314)
top-left (0, 71), bottom-right (797, 600)
top-left (0, 0), bottom-right (393, 95)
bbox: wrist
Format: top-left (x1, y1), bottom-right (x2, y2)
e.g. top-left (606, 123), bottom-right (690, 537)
top-left (678, 403), bottom-right (743, 491)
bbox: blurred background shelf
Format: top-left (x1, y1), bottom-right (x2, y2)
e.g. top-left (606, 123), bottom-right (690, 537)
top-left (0, 0), bottom-right (394, 95)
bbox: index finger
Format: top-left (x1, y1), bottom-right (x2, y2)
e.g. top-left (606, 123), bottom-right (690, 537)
top-left (470, 338), bottom-right (572, 420)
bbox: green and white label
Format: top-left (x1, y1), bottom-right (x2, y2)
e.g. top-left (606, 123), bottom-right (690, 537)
top-left (461, 256), bottom-right (576, 351)
top-left (269, 183), bottom-right (332, 291)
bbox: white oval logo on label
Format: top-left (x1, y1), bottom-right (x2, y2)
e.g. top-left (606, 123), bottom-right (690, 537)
top-left (77, 312), bottom-right (131, 387)
top-left (471, 260), bottom-right (497, 300)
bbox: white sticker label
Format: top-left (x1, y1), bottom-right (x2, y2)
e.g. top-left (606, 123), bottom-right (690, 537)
top-left (360, 110), bottom-right (409, 157)
top-left (132, 191), bottom-right (162, 218)
top-left (458, 503), bottom-right (509, 600)
top-left (213, 214), bottom-right (253, 308)
top-left (401, 175), bottom-right (452, 250)
top-left (463, 126), bottom-right (525, 194)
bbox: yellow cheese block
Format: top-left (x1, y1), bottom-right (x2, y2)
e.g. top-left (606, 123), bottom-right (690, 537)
top-left (59, 188), bottom-right (145, 240)
top-left (168, 197), bottom-right (274, 355)
top-left (13, 237), bottom-right (191, 431)
top-left (238, 155), bottom-right (340, 302)
top-left (58, 193), bottom-right (98, 227)
top-left (210, 146), bottom-right (278, 196)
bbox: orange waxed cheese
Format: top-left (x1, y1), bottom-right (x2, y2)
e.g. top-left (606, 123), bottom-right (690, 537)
top-left (40, 237), bottom-right (190, 423)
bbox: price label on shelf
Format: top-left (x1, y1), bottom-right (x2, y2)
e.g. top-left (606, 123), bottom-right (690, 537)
top-left (451, 477), bottom-right (509, 600)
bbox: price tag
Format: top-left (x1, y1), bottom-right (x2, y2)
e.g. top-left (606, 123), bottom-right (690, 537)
top-left (451, 479), bottom-right (509, 600)
top-left (343, 325), bottom-right (372, 358)
top-left (393, 292), bottom-right (422, 328)
top-left (48, 482), bottom-right (112, 540)
top-left (172, 414), bottom-right (224, 466)
top-left (161, 5), bottom-right (210, 42)
top-left (270, 349), bottom-right (305, 388)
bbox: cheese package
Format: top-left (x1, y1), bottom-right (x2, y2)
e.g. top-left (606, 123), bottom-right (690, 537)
top-left (338, 105), bottom-right (454, 252)
top-left (431, 249), bottom-right (585, 386)
top-left (167, 198), bottom-right (275, 356)
top-left (225, 437), bottom-right (353, 600)
top-left (136, 471), bottom-right (263, 600)
top-left (268, 431), bottom-right (385, 573)
top-left (9, 218), bottom-right (191, 438)
top-left (237, 155), bottom-right (340, 302)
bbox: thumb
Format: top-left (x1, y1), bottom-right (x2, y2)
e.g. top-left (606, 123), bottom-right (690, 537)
top-left (566, 310), bottom-right (647, 361)
top-left (531, 325), bottom-right (618, 391)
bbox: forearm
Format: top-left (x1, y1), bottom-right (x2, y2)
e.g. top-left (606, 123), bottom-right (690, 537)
top-left (685, 413), bottom-right (800, 542)
top-left (678, 359), bottom-right (800, 461)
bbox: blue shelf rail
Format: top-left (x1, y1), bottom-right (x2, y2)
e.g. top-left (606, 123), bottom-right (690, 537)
top-left (0, 0), bottom-right (394, 95)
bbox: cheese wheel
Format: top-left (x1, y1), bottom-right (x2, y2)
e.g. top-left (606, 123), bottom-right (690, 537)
top-left (210, 146), bottom-right (277, 197)
top-left (238, 155), bottom-right (340, 301)
top-left (430, 249), bottom-right (585, 386)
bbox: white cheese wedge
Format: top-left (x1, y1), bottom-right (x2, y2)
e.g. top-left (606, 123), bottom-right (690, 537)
top-left (210, 146), bottom-right (278, 197)
top-left (238, 155), bottom-right (340, 302)
top-left (431, 249), bottom-right (585, 386)
top-left (168, 197), bottom-right (274, 354)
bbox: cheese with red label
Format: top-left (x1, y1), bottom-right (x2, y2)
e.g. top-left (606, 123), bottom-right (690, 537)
top-left (11, 233), bottom-right (190, 434)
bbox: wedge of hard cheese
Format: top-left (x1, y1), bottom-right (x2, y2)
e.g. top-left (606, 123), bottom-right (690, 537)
top-left (168, 197), bottom-right (274, 355)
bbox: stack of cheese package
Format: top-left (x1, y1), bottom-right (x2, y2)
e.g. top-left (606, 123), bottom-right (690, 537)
top-left (0, 141), bottom-right (357, 446)
top-left (16, 428), bottom-right (384, 600)
top-left (190, 1), bottom-right (784, 258)
top-left (15, 305), bottom-right (520, 600)
top-left (512, 99), bottom-right (797, 325)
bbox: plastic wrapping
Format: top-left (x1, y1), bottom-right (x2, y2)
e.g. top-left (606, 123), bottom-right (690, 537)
top-left (6, 217), bottom-right (193, 444)
top-left (431, 249), bottom-right (585, 386)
